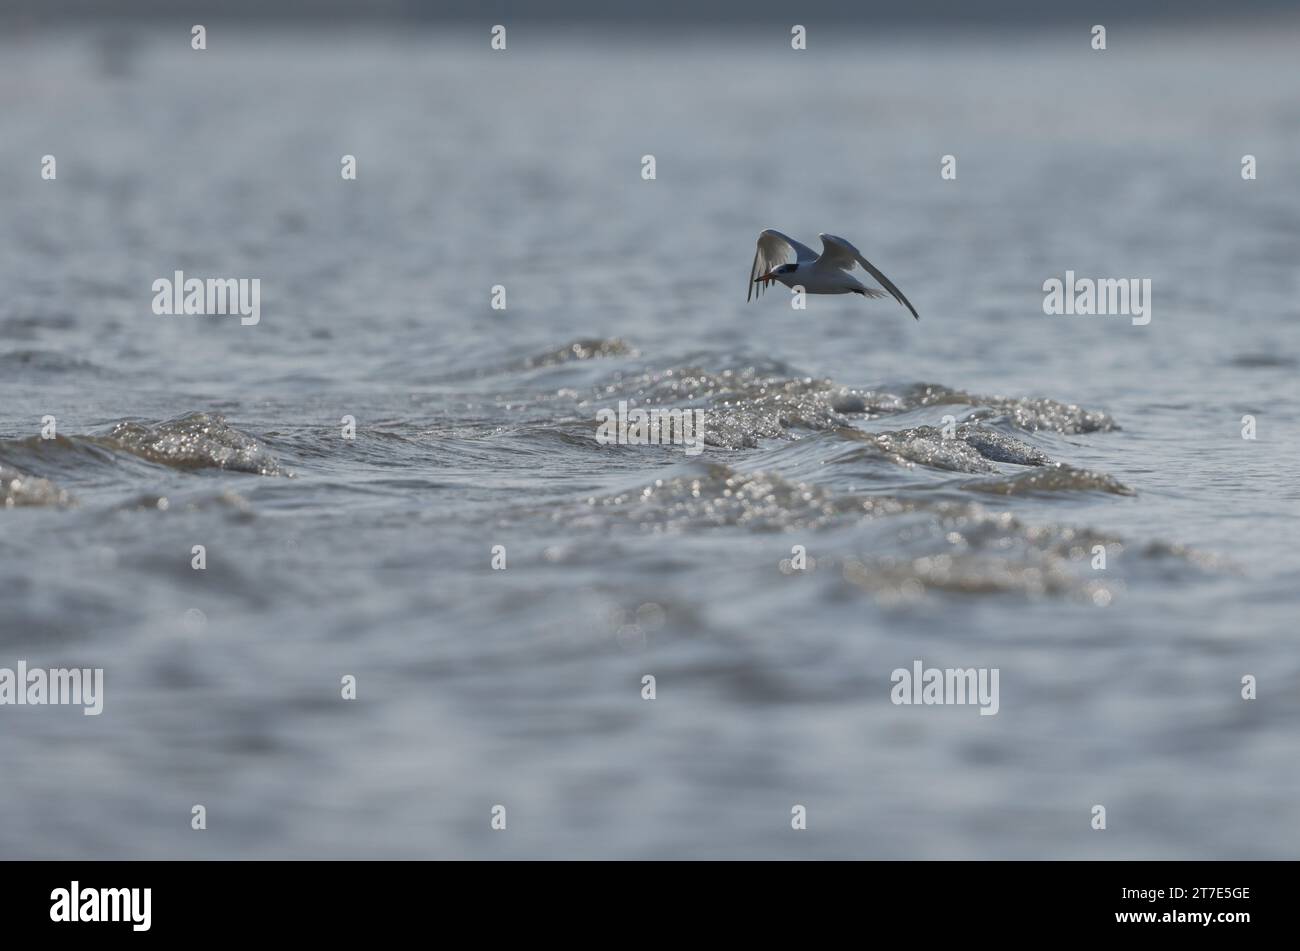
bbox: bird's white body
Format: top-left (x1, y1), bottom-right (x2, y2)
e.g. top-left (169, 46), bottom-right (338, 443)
top-left (747, 229), bottom-right (919, 320)
top-left (767, 263), bottom-right (865, 295)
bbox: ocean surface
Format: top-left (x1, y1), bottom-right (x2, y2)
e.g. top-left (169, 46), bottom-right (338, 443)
top-left (2, 24), bottom-right (1298, 858)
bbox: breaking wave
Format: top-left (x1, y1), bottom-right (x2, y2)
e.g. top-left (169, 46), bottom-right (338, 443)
top-left (0, 412), bottom-right (284, 483)
top-left (0, 339), bottom-right (1217, 602)
top-left (95, 413), bottom-right (284, 476)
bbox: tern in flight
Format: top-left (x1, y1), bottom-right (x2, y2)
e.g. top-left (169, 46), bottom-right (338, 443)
top-left (747, 229), bottom-right (919, 320)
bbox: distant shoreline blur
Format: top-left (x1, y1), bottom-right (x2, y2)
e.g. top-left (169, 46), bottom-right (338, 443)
top-left (4, 0), bottom-right (1300, 28)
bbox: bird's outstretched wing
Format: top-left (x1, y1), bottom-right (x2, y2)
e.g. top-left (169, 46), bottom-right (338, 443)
top-left (817, 233), bottom-right (920, 320)
top-left (748, 229), bottom-right (818, 301)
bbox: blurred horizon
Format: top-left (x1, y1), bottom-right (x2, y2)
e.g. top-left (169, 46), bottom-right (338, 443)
top-left (5, 0), bottom-right (1300, 28)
